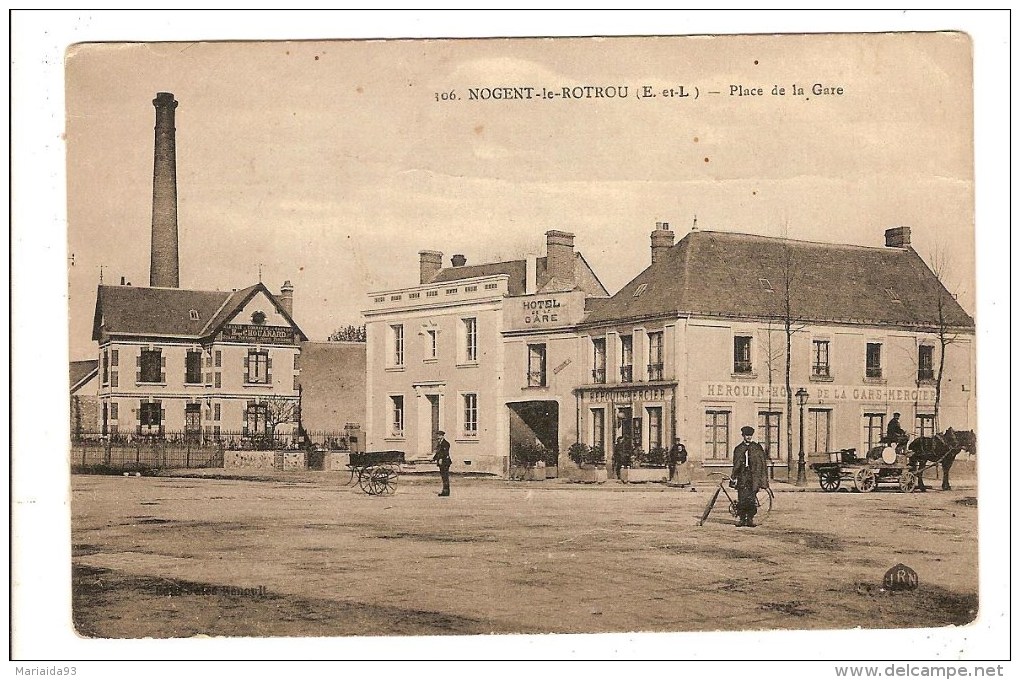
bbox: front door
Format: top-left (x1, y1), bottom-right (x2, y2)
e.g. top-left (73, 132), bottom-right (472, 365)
top-left (185, 404), bottom-right (202, 443)
top-left (428, 395), bottom-right (441, 454)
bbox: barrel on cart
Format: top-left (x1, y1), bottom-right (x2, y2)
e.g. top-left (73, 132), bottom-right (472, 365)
top-left (810, 447), bottom-right (918, 493)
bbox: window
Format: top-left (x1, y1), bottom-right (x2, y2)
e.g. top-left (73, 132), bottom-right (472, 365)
top-left (391, 325), bottom-right (404, 366)
top-left (807, 409), bottom-right (831, 453)
top-left (246, 351), bottom-right (270, 384)
top-left (647, 331), bottom-right (664, 381)
top-left (592, 338), bottom-right (607, 383)
top-left (863, 413), bottom-right (885, 453)
top-left (647, 407), bottom-right (663, 450)
top-left (866, 342), bottom-right (882, 379)
top-left (110, 349), bottom-right (119, 387)
top-left (244, 401), bottom-right (268, 436)
top-left (189, 309), bottom-right (200, 321)
top-left (619, 335), bottom-right (633, 382)
top-left (139, 349), bottom-right (163, 383)
top-left (110, 403), bottom-right (118, 421)
top-left (390, 396), bottom-right (404, 437)
top-left (484, 283), bottom-right (498, 290)
top-left (409, 292), bottom-right (420, 299)
top-left (102, 349), bottom-right (109, 385)
top-left (918, 345), bottom-right (935, 382)
top-left (213, 403), bottom-right (221, 421)
top-left (139, 401), bottom-right (162, 430)
top-left (214, 350), bottom-right (221, 368)
top-left (446, 288), bottom-right (458, 295)
top-left (463, 318), bottom-right (478, 362)
top-left (591, 409), bottom-right (605, 452)
top-left (916, 413), bottom-right (935, 439)
top-left (185, 350), bottom-right (203, 384)
top-left (427, 329), bottom-right (438, 359)
top-left (758, 278), bottom-right (774, 292)
top-left (633, 283), bottom-right (648, 297)
top-left (811, 340), bottom-right (831, 378)
top-left (293, 353), bottom-right (300, 370)
top-left (704, 410), bottom-right (730, 460)
top-left (214, 372), bottom-right (222, 388)
top-left (101, 402), bottom-right (108, 436)
top-left (463, 393), bottom-right (478, 436)
top-left (426, 290), bottom-right (439, 297)
top-left (528, 344), bottom-right (547, 387)
top-left (758, 411), bottom-right (781, 460)
top-left (733, 336), bottom-right (753, 374)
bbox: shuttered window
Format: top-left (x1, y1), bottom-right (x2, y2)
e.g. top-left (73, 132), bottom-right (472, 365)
top-left (139, 349), bottom-right (164, 383)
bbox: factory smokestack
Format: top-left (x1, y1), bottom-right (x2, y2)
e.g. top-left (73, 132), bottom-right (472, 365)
top-left (149, 92), bottom-right (180, 288)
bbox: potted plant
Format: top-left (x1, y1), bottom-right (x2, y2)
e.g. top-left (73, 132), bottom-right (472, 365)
top-left (510, 441), bottom-right (548, 481)
top-left (567, 442), bottom-right (607, 483)
top-left (621, 446), bottom-right (667, 483)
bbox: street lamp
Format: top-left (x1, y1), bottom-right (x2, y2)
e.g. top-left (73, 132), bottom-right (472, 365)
top-left (796, 387), bottom-right (809, 485)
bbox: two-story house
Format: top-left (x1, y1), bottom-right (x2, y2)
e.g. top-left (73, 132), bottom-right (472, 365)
top-left (363, 231), bottom-right (608, 475)
top-left (92, 280), bottom-right (307, 441)
top-left (578, 224), bottom-right (976, 477)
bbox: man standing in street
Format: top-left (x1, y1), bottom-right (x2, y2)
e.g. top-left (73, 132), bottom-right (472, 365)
top-left (730, 426), bottom-right (769, 527)
top-left (432, 430), bottom-right (452, 497)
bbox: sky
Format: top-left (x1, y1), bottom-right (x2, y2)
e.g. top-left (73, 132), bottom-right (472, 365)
top-left (64, 31), bottom-right (975, 360)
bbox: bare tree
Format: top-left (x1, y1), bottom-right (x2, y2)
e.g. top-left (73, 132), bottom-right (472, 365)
top-left (327, 324), bottom-right (367, 342)
top-left (260, 395), bottom-right (300, 444)
top-left (927, 247), bottom-right (963, 432)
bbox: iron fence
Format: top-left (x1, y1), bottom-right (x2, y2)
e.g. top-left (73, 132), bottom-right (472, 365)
top-left (70, 427), bottom-right (363, 473)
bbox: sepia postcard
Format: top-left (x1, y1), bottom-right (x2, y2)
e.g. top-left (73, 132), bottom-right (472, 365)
top-left (11, 11), bottom-right (1011, 669)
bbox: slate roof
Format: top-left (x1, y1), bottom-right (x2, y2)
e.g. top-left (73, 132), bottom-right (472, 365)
top-left (92, 283), bottom-right (307, 341)
top-left (70, 359), bottom-right (99, 393)
top-left (583, 230), bottom-right (975, 330)
top-left (430, 253), bottom-right (609, 297)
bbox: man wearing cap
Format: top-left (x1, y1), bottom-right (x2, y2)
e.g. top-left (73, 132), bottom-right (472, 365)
top-left (730, 426), bottom-right (769, 527)
top-left (885, 413), bottom-right (908, 453)
top-left (432, 431), bottom-right (452, 497)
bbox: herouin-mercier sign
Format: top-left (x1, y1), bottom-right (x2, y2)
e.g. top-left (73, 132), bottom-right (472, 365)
top-left (702, 382), bottom-right (937, 403)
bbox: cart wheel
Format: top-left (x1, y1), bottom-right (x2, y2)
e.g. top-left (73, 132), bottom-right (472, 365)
top-left (357, 468), bottom-right (373, 494)
top-left (373, 465), bottom-right (398, 495)
top-left (898, 470), bottom-right (917, 493)
top-left (728, 499), bottom-right (739, 517)
top-left (853, 468), bottom-right (877, 493)
top-left (819, 470), bottom-right (841, 492)
top-left (362, 466), bottom-right (383, 495)
top-left (757, 487), bottom-right (775, 514)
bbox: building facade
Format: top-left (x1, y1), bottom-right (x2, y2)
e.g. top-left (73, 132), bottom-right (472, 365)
top-left (364, 231), bottom-right (609, 475)
top-left (365, 223), bottom-right (976, 478)
top-left (92, 281), bottom-right (307, 441)
top-left (577, 225), bottom-right (976, 475)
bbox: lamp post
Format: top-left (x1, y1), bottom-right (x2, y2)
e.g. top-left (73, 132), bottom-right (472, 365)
top-left (796, 387), bottom-right (809, 485)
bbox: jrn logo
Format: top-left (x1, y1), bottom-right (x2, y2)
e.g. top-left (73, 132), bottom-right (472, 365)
top-left (883, 563), bottom-right (918, 591)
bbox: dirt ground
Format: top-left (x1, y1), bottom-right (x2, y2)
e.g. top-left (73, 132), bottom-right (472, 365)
top-left (71, 471), bottom-right (978, 638)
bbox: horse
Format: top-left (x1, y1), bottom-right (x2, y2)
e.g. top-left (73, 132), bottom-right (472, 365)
top-left (907, 428), bottom-right (976, 491)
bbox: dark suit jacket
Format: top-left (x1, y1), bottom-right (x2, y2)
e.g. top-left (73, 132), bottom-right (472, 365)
top-left (731, 441), bottom-right (769, 492)
top-left (432, 438), bottom-right (452, 468)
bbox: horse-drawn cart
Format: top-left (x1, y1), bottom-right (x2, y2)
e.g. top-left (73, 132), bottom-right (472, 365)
top-left (346, 450), bottom-right (404, 495)
top-left (810, 447), bottom-right (920, 493)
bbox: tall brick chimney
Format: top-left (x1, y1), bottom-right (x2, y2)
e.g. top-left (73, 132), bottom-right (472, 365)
top-left (279, 280), bottom-right (294, 317)
top-left (545, 230), bottom-right (575, 287)
top-left (149, 92), bottom-right (180, 288)
top-left (885, 226), bottom-right (912, 248)
top-left (650, 221), bottom-right (675, 265)
top-left (419, 250), bottom-right (443, 284)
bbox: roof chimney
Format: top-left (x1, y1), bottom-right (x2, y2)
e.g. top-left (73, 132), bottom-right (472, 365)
top-left (451, 254), bottom-right (467, 267)
top-left (651, 221), bottom-right (675, 265)
top-left (149, 92), bottom-right (180, 288)
top-left (419, 250), bottom-right (443, 284)
top-left (885, 226), bottom-right (911, 248)
top-left (279, 280), bottom-right (294, 317)
top-left (545, 230), bottom-right (575, 288)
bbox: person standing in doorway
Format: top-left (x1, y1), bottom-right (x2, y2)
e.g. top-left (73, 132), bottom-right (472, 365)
top-left (730, 426), bottom-right (769, 527)
top-left (667, 438), bottom-right (688, 482)
top-left (432, 430), bottom-right (452, 497)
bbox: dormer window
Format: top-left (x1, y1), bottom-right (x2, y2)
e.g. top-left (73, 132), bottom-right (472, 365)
top-left (189, 309), bottom-right (200, 321)
top-left (251, 310), bottom-right (267, 325)
top-left (885, 288), bottom-right (901, 303)
top-left (633, 283), bottom-right (648, 297)
top-left (758, 278), bottom-right (773, 292)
